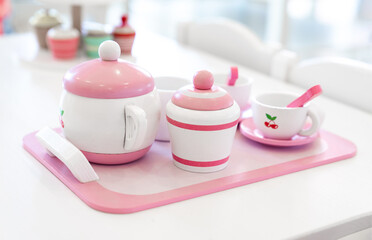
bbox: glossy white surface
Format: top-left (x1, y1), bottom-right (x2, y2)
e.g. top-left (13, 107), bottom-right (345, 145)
top-left (177, 18), bottom-right (298, 81)
top-left (98, 40), bottom-right (121, 61)
top-left (61, 89), bottom-right (160, 153)
top-left (213, 73), bottom-right (252, 111)
top-left (166, 100), bottom-right (240, 173)
top-left (177, 18), bottom-right (280, 74)
top-left (154, 76), bottom-right (190, 141)
top-left (1, 32), bottom-right (372, 240)
top-left (251, 92), bottom-right (321, 139)
top-left (35, 127), bottom-right (98, 183)
top-left (289, 57), bottom-right (372, 113)
top-left (166, 101), bottom-right (240, 125)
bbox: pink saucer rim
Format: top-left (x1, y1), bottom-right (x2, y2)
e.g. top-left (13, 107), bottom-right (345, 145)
top-left (239, 117), bottom-right (319, 147)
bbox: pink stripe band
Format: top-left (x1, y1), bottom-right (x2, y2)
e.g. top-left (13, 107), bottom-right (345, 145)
top-left (166, 116), bottom-right (238, 131)
top-left (114, 33), bottom-right (136, 37)
top-left (81, 146), bottom-right (151, 165)
top-left (173, 154), bottom-right (229, 167)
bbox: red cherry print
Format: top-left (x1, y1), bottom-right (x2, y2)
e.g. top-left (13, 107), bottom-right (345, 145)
top-left (265, 113), bottom-right (279, 129)
top-left (60, 110), bottom-right (65, 128)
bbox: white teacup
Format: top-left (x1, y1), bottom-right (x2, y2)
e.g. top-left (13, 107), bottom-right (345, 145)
top-left (214, 73), bottom-right (253, 110)
top-left (154, 76), bottom-right (190, 141)
top-left (252, 92), bottom-right (321, 140)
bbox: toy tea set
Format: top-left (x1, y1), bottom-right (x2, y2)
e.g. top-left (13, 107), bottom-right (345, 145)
top-left (30, 9), bottom-right (134, 59)
top-left (23, 40), bottom-right (356, 213)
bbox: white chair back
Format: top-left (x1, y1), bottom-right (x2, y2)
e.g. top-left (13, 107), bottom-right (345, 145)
top-left (177, 18), bottom-right (297, 81)
top-left (289, 57), bottom-right (372, 113)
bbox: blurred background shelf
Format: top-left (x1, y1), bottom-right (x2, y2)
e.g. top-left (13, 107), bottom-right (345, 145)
top-left (5, 0), bottom-right (372, 63)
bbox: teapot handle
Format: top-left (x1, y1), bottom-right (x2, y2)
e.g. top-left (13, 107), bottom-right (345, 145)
top-left (124, 105), bottom-right (147, 151)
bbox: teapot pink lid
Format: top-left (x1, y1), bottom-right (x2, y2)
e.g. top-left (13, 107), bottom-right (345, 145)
top-left (63, 41), bottom-right (153, 99)
top-left (171, 70), bottom-right (234, 111)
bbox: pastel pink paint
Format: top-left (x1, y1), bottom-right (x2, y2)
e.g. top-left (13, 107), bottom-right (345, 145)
top-left (227, 66), bottom-right (239, 86)
top-left (166, 116), bottom-right (239, 131)
top-left (193, 70), bottom-right (214, 90)
top-left (171, 71), bottom-right (234, 111)
top-left (81, 146), bottom-right (152, 165)
top-left (114, 36), bottom-right (135, 54)
top-left (171, 92), bottom-right (234, 111)
top-left (23, 128), bottom-right (356, 214)
top-left (63, 59), bottom-right (154, 99)
top-left (48, 38), bottom-right (79, 59)
top-left (287, 85), bottom-right (323, 108)
top-left (187, 85), bottom-right (219, 93)
top-left (240, 117), bottom-right (319, 147)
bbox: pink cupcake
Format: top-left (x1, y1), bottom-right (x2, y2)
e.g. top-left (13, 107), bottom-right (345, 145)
top-left (47, 27), bottom-right (80, 59)
top-left (113, 15), bottom-right (135, 54)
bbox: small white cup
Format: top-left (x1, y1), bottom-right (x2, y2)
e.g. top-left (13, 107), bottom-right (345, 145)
top-left (154, 76), bottom-right (190, 141)
top-left (252, 92), bottom-right (321, 140)
top-left (214, 73), bottom-right (253, 110)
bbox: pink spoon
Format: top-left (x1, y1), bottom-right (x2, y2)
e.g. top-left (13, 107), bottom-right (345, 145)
top-left (287, 85), bottom-right (322, 108)
top-left (227, 66), bottom-right (239, 86)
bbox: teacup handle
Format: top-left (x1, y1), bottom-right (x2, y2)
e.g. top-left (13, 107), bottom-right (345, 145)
top-left (124, 105), bottom-right (147, 151)
top-left (298, 108), bottom-right (320, 136)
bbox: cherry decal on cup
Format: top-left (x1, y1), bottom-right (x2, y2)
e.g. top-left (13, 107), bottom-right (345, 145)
top-left (264, 113), bottom-right (278, 129)
top-left (60, 109), bottom-right (65, 128)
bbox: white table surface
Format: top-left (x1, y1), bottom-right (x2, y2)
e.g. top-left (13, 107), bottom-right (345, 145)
top-left (1, 32), bottom-right (372, 240)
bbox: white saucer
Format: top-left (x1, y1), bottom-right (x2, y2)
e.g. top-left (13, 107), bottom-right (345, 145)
top-left (239, 117), bottom-right (319, 147)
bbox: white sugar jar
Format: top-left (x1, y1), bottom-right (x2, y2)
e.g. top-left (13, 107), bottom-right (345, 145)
top-left (166, 70), bottom-right (240, 173)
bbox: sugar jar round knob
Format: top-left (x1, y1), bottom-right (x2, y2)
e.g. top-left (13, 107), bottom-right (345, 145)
top-left (98, 40), bottom-right (121, 61)
top-left (193, 70), bottom-right (214, 90)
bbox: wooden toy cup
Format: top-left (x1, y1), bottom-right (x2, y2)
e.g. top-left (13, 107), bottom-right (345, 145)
top-left (113, 15), bottom-right (135, 54)
top-left (47, 27), bottom-right (79, 59)
top-left (252, 92), bottom-right (322, 140)
top-left (154, 76), bottom-right (189, 141)
top-left (214, 73), bottom-right (253, 110)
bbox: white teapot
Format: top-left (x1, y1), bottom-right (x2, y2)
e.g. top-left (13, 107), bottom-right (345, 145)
top-left (60, 41), bottom-right (161, 164)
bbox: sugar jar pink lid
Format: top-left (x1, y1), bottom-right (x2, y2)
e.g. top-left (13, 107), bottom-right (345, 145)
top-left (172, 70), bottom-right (234, 111)
top-left (63, 40), bottom-right (153, 99)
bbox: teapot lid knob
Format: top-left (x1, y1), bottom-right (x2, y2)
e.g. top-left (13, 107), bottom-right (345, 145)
top-left (98, 40), bottom-right (121, 61)
top-left (193, 70), bottom-right (214, 90)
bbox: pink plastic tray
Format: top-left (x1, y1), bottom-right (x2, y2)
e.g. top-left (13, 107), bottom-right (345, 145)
top-left (23, 128), bottom-right (356, 214)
